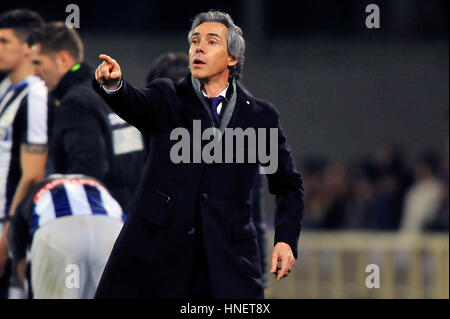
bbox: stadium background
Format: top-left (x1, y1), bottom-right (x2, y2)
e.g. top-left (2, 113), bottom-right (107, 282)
top-left (1, 0), bottom-right (448, 298)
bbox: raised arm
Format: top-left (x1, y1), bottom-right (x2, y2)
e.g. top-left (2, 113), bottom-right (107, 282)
top-left (93, 54), bottom-right (167, 133)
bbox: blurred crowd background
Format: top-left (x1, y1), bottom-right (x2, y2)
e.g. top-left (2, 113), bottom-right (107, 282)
top-left (300, 144), bottom-right (448, 232)
top-left (1, 0), bottom-right (448, 298)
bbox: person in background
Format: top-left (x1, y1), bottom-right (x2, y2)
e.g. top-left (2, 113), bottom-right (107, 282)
top-left (146, 52), bottom-right (190, 85)
top-left (424, 152), bottom-right (449, 231)
top-left (320, 162), bottom-right (351, 229)
top-left (401, 150), bottom-right (444, 232)
top-left (299, 156), bottom-right (328, 229)
top-left (342, 159), bottom-right (377, 229)
top-left (8, 174), bottom-right (125, 298)
top-left (28, 22), bottom-right (137, 208)
top-left (0, 9), bottom-right (48, 298)
top-left (367, 144), bottom-right (412, 230)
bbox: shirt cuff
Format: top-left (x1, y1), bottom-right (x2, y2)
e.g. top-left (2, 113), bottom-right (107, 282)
top-left (102, 80), bottom-right (122, 94)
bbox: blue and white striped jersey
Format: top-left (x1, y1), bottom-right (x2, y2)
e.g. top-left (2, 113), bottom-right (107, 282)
top-left (29, 175), bottom-right (126, 234)
top-left (8, 174), bottom-right (126, 262)
top-left (0, 75), bottom-right (49, 220)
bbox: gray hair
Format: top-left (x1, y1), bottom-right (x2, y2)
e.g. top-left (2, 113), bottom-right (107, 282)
top-left (188, 10), bottom-right (245, 80)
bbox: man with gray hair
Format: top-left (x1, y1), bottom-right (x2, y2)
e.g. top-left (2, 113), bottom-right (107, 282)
top-left (93, 10), bottom-right (304, 299)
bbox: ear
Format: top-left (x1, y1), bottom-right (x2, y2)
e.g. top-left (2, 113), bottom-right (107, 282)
top-left (228, 55), bottom-right (238, 67)
top-left (58, 50), bottom-right (73, 65)
top-left (22, 42), bottom-right (32, 57)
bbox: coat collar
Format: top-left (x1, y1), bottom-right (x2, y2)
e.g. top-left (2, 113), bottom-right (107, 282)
top-left (52, 62), bottom-right (92, 99)
top-left (177, 74), bottom-right (251, 105)
top-left (176, 74), bottom-right (252, 131)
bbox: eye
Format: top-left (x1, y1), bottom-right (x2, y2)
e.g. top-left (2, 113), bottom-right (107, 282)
top-left (208, 40), bottom-right (216, 45)
top-left (191, 39), bottom-right (199, 44)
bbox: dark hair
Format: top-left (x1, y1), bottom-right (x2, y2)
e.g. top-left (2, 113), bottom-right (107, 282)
top-left (28, 22), bottom-right (83, 62)
top-left (146, 52), bottom-right (189, 84)
top-left (0, 9), bottom-right (44, 43)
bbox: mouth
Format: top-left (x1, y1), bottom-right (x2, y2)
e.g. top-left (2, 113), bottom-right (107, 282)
top-left (193, 58), bottom-right (206, 66)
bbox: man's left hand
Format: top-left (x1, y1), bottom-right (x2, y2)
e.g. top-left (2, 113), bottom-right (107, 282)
top-left (270, 242), bottom-right (295, 281)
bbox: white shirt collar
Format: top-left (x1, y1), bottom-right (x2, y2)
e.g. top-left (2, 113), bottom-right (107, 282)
top-left (202, 82), bottom-right (229, 100)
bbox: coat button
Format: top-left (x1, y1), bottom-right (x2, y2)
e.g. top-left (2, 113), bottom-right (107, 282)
top-left (201, 193), bottom-right (208, 201)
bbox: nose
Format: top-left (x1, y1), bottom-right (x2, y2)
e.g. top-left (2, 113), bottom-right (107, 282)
top-left (195, 40), bottom-right (206, 54)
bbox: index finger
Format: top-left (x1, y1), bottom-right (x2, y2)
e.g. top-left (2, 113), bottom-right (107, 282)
top-left (99, 54), bottom-right (115, 65)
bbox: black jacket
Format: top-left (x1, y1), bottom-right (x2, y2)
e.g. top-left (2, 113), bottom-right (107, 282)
top-left (92, 75), bottom-right (304, 298)
top-left (49, 63), bottom-right (114, 185)
top-left (49, 63), bottom-right (145, 208)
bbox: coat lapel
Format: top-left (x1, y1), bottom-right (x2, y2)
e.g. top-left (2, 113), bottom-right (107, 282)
top-left (176, 76), bottom-right (212, 131)
top-left (217, 78), bottom-right (237, 133)
top-left (176, 75), bottom-right (253, 132)
top-left (225, 83), bottom-right (253, 130)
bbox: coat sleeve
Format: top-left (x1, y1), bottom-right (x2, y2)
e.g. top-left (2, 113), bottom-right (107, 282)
top-left (91, 78), bottom-right (169, 133)
top-left (263, 107), bottom-right (304, 259)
